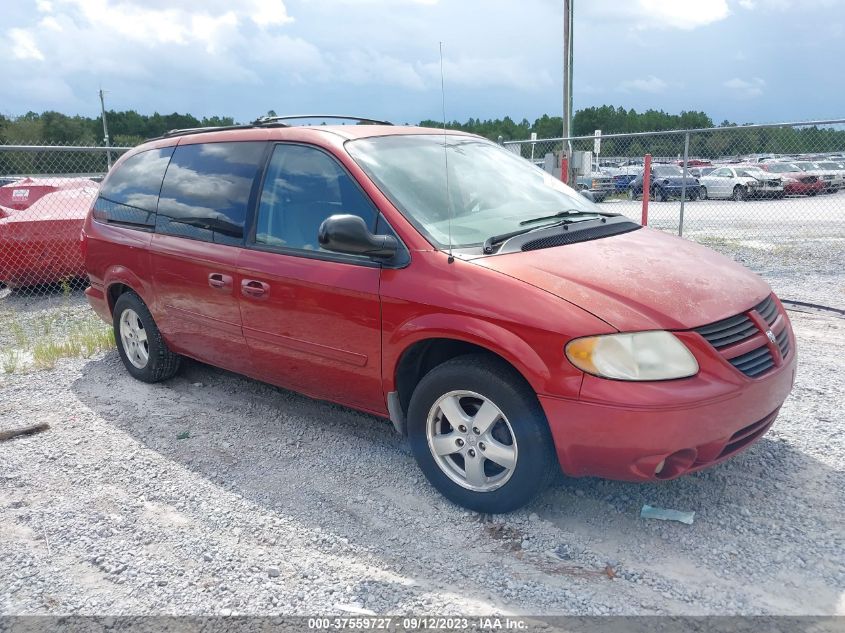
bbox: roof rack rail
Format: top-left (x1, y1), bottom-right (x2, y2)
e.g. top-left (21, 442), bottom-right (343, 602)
top-left (153, 124), bottom-right (259, 140)
top-left (252, 115), bottom-right (393, 126)
top-left (146, 115), bottom-right (392, 142)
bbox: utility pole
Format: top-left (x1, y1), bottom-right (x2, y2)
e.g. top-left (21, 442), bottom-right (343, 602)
top-left (99, 88), bottom-right (112, 170)
top-left (561, 0), bottom-right (574, 183)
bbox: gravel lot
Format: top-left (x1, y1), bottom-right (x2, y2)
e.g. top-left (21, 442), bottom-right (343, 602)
top-left (1, 305), bottom-right (843, 616)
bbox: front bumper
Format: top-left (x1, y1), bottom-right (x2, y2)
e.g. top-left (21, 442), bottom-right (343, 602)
top-left (540, 326), bottom-right (797, 482)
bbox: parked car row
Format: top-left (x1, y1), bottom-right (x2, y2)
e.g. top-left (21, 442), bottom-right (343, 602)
top-left (591, 156), bottom-right (845, 202)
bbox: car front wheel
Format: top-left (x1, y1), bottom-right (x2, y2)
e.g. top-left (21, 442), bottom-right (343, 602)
top-left (408, 355), bottom-right (558, 513)
top-left (733, 185), bottom-right (746, 201)
top-left (699, 186), bottom-right (707, 200)
top-left (113, 291), bottom-right (181, 383)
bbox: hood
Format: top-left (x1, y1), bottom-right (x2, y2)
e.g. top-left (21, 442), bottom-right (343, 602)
top-left (473, 227), bottom-right (770, 331)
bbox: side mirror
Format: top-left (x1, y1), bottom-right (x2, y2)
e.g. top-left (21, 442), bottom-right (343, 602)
top-left (318, 214), bottom-right (398, 259)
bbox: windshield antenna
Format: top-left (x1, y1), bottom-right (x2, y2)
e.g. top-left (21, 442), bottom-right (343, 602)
top-left (439, 41), bottom-right (454, 264)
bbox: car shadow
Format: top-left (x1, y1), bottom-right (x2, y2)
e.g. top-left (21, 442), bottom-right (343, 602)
top-left (69, 352), bottom-right (843, 615)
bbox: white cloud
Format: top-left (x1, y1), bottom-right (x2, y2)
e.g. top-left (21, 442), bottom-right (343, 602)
top-left (738, 0), bottom-right (755, 8)
top-left (724, 77), bottom-right (765, 97)
top-left (9, 28), bottom-right (44, 61)
top-left (617, 75), bottom-right (668, 93)
top-left (585, 0), bottom-right (730, 30)
top-left (419, 57), bottom-right (553, 92)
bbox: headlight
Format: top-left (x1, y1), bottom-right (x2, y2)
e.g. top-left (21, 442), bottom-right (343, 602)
top-left (565, 331), bottom-right (699, 381)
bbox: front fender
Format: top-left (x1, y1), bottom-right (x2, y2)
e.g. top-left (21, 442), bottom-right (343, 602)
top-left (383, 312), bottom-right (583, 399)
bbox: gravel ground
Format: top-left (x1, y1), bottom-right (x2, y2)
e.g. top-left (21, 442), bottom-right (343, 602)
top-left (0, 308), bottom-right (843, 616)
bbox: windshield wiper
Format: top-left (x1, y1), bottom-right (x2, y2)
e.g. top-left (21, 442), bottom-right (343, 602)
top-left (483, 219), bottom-right (576, 254)
top-left (519, 210), bottom-right (586, 226)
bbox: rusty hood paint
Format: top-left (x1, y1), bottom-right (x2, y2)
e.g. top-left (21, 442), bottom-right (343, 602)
top-left (472, 227), bottom-right (772, 331)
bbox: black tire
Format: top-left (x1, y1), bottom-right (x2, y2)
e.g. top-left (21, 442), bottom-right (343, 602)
top-left (732, 185), bottom-right (746, 202)
top-left (699, 186), bottom-right (707, 200)
top-left (407, 354), bottom-right (558, 513)
top-left (628, 188), bottom-right (637, 201)
top-left (653, 186), bottom-right (667, 202)
top-left (113, 291), bottom-right (180, 383)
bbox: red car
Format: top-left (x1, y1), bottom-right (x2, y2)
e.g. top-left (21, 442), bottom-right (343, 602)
top-left (758, 162), bottom-right (825, 196)
top-left (81, 119), bottom-right (797, 513)
top-left (0, 177), bottom-right (99, 288)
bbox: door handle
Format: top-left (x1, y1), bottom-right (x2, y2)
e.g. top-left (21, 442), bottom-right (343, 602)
top-left (208, 273), bottom-right (232, 290)
top-left (241, 279), bottom-right (270, 299)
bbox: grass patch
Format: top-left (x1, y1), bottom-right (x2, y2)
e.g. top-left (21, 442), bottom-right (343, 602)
top-left (1, 299), bottom-right (115, 373)
top-left (2, 349), bottom-right (21, 374)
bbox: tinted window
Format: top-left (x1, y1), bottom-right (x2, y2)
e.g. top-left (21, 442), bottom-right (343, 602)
top-left (255, 144), bottom-right (377, 252)
top-left (93, 147), bottom-right (174, 227)
top-left (156, 142), bottom-right (266, 245)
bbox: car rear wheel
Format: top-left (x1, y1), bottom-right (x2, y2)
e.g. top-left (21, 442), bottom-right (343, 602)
top-left (699, 186), bottom-right (707, 200)
top-left (113, 291), bottom-right (180, 383)
top-left (628, 188), bottom-right (638, 201)
top-left (407, 354), bottom-right (557, 513)
top-left (654, 186), bottom-right (667, 202)
top-left (733, 185), bottom-right (746, 201)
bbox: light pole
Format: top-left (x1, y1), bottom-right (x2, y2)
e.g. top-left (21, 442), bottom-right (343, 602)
top-left (561, 0), bottom-right (574, 183)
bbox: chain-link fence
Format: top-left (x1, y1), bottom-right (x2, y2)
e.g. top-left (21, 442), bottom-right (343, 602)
top-left (504, 119), bottom-right (845, 308)
top-left (0, 144), bottom-right (131, 373)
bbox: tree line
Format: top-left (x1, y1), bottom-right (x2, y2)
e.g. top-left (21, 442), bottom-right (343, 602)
top-left (1, 106), bottom-right (842, 159)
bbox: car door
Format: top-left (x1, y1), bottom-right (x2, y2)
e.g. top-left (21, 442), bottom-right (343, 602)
top-left (236, 143), bottom-right (386, 413)
top-left (149, 140), bottom-right (268, 372)
top-left (710, 168), bottom-right (732, 197)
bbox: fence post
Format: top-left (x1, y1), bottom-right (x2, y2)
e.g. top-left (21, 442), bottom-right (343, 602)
top-left (642, 153), bottom-right (652, 226)
top-left (679, 132), bottom-right (690, 237)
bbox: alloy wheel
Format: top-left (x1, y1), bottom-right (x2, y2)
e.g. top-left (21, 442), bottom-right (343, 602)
top-left (426, 390), bottom-right (518, 492)
top-left (119, 308), bottom-right (149, 369)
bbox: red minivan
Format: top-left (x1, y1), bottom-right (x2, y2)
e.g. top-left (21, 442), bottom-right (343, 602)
top-left (82, 118), bottom-right (797, 513)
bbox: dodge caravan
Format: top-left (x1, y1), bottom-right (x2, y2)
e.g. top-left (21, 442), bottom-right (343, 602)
top-left (81, 117), bottom-right (797, 513)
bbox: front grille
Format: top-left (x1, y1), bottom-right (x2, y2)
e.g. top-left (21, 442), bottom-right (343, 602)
top-left (729, 347), bottom-right (775, 377)
top-left (800, 176), bottom-right (817, 184)
top-left (755, 294), bottom-right (778, 325)
top-left (776, 327), bottom-right (790, 358)
top-left (520, 222), bottom-right (640, 252)
top-left (695, 313), bottom-right (758, 349)
top-left (694, 293), bottom-right (791, 379)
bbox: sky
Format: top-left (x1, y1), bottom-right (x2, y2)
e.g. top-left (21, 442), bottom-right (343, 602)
top-left (1, 0), bottom-right (844, 127)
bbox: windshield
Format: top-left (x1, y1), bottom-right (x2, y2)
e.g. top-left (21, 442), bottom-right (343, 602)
top-left (346, 135), bottom-right (600, 249)
top-left (737, 168), bottom-right (766, 178)
top-left (794, 162), bottom-right (815, 171)
top-left (653, 165), bottom-right (683, 177)
top-left (764, 163), bottom-right (797, 173)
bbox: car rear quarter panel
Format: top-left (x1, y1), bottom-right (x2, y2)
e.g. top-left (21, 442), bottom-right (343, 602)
top-left (82, 214), bottom-right (154, 314)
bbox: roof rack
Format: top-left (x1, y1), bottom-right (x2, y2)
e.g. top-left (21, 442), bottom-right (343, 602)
top-left (252, 115), bottom-right (393, 126)
top-left (150, 115), bottom-right (392, 141)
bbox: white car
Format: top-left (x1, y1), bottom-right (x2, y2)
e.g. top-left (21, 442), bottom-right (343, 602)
top-left (812, 161), bottom-right (845, 192)
top-left (792, 161), bottom-right (841, 193)
top-left (698, 166), bottom-right (784, 201)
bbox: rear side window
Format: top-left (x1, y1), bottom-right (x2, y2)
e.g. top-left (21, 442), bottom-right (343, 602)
top-left (156, 141), bottom-right (266, 246)
top-left (255, 144), bottom-right (377, 252)
top-left (93, 147), bottom-right (174, 228)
